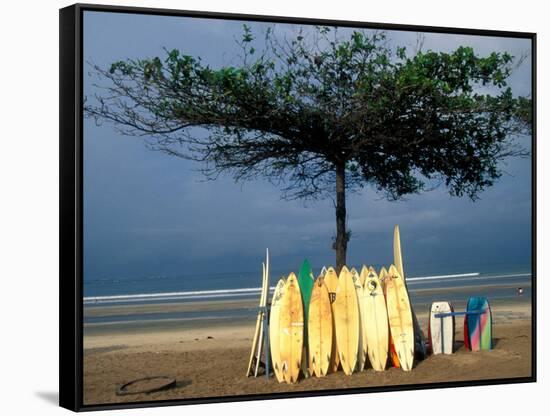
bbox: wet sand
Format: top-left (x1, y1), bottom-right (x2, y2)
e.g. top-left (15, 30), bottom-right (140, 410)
top-left (83, 299), bottom-right (532, 406)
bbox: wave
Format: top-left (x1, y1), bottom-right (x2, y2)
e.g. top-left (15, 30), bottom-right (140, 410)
top-left (84, 271), bottom-right (531, 305)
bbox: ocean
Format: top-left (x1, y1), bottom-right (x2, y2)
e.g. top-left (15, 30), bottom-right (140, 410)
top-left (83, 265), bottom-right (532, 327)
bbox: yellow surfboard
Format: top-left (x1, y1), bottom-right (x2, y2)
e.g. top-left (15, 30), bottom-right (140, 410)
top-left (353, 267), bottom-right (367, 371)
top-left (359, 265), bottom-right (369, 287)
top-left (385, 265), bottom-right (414, 371)
top-left (394, 225), bottom-right (427, 359)
top-left (324, 267), bottom-right (340, 372)
top-left (393, 225), bottom-right (405, 280)
top-left (279, 272), bottom-right (304, 383)
top-left (378, 266), bottom-right (388, 292)
top-left (334, 266), bottom-right (360, 375)
top-left (269, 278), bottom-right (286, 382)
top-left (308, 276), bottom-right (333, 377)
top-left (364, 268), bottom-right (389, 371)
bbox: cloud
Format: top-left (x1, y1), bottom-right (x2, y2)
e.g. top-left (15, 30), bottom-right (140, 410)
top-left (82, 11), bottom-right (532, 281)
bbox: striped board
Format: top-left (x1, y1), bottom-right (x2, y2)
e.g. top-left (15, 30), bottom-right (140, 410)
top-left (466, 297), bottom-right (492, 351)
top-left (393, 225), bottom-right (427, 360)
top-left (385, 265), bottom-right (414, 371)
top-left (246, 250), bottom-right (270, 377)
top-left (352, 268), bottom-right (368, 371)
top-left (334, 266), bottom-right (360, 375)
top-left (364, 268), bottom-right (389, 371)
top-left (279, 273), bottom-right (304, 383)
top-left (269, 278), bottom-right (287, 382)
top-left (429, 301), bottom-right (454, 355)
top-left (324, 267), bottom-right (340, 372)
top-left (464, 316), bottom-right (470, 350)
top-left (308, 276), bottom-right (333, 377)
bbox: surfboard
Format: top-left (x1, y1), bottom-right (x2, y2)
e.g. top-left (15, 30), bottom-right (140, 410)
top-left (269, 278), bottom-right (286, 382)
top-left (298, 259), bottom-right (315, 323)
top-left (352, 268), bottom-right (367, 371)
top-left (359, 265), bottom-right (369, 287)
top-left (254, 252), bottom-right (270, 376)
top-left (320, 266), bottom-right (328, 277)
top-left (379, 266), bottom-right (388, 292)
top-left (429, 301), bottom-right (454, 355)
top-left (380, 266), bottom-right (399, 368)
top-left (364, 268), bottom-right (389, 371)
top-left (463, 315), bottom-right (470, 350)
top-left (246, 250), bottom-right (270, 377)
top-left (385, 265), bottom-right (414, 371)
top-left (466, 297), bottom-right (492, 351)
top-left (393, 225), bottom-right (427, 360)
top-left (308, 276), bottom-right (333, 377)
top-left (334, 266), bottom-right (360, 375)
top-left (298, 259), bottom-right (315, 377)
top-left (324, 267), bottom-right (340, 372)
top-left (279, 272), bottom-right (304, 383)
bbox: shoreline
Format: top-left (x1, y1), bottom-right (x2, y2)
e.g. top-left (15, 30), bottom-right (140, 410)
top-left (83, 298), bottom-right (531, 350)
top-left (83, 295), bottom-right (532, 405)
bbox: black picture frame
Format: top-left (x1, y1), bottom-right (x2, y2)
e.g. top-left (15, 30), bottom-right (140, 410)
top-left (60, 3), bottom-right (537, 412)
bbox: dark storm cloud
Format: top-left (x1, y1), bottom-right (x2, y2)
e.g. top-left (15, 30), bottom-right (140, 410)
top-left (83, 11), bottom-right (532, 280)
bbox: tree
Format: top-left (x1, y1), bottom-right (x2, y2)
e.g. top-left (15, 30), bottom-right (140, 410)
top-left (85, 26), bottom-right (531, 272)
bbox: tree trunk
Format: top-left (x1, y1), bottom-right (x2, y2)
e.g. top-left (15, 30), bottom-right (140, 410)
top-left (335, 162), bottom-right (347, 272)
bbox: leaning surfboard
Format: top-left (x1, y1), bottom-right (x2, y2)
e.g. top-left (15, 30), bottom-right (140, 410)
top-left (279, 272), bottom-right (304, 383)
top-left (379, 266), bottom-right (388, 292)
top-left (298, 259), bottom-right (315, 323)
top-left (246, 250), bottom-right (269, 377)
top-left (353, 268), bottom-right (368, 371)
top-left (429, 301), bottom-right (454, 355)
top-left (270, 278), bottom-right (287, 382)
top-left (298, 259), bottom-right (315, 377)
top-left (394, 225), bottom-right (427, 360)
top-left (334, 266), bottom-right (360, 375)
top-left (364, 268), bottom-right (389, 371)
top-left (385, 265), bottom-right (414, 371)
top-left (324, 267), bottom-right (340, 372)
top-left (359, 265), bottom-right (369, 287)
top-left (308, 276), bottom-right (333, 377)
top-left (466, 297), bottom-right (492, 351)
top-left (380, 266), bottom-right (399, 368)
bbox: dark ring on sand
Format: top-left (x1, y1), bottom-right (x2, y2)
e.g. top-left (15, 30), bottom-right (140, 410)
top-left (116, 376), bottom-right (177, 396)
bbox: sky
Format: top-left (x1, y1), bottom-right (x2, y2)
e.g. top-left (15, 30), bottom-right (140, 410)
top-left (82, 11), bottom-right (533, 282)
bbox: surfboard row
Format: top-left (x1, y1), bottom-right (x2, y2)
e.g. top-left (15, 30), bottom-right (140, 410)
top-left (270, 261), bottom-right (416, 384)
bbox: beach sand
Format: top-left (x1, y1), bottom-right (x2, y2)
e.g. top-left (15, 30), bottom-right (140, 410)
top-left (83, 299), bottom-right (532, 406)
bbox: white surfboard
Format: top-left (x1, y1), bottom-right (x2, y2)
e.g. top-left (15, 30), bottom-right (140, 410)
top-left (429, 301), bottom-right (454, 355)
top-left (352, 267), bottom-right (367, 371)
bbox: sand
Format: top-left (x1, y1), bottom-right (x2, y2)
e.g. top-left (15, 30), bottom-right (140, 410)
top-left (82, 300), bottom-right (532, 406)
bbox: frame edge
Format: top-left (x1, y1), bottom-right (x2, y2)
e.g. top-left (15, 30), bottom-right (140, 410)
top-left (60, 4), bottom-right (83, 412)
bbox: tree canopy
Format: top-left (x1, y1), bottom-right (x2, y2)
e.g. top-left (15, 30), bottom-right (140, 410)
top-left (85, 26), bottom-right (532, 269)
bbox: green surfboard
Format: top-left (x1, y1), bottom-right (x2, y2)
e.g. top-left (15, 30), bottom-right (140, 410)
top-left (298, 258), bottom-right (315, 321)
top-left (298, 258), bottom-right (315, 377)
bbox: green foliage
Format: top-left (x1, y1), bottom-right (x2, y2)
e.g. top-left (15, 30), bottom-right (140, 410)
top-left (90, 26), bottom-right (531, 201)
